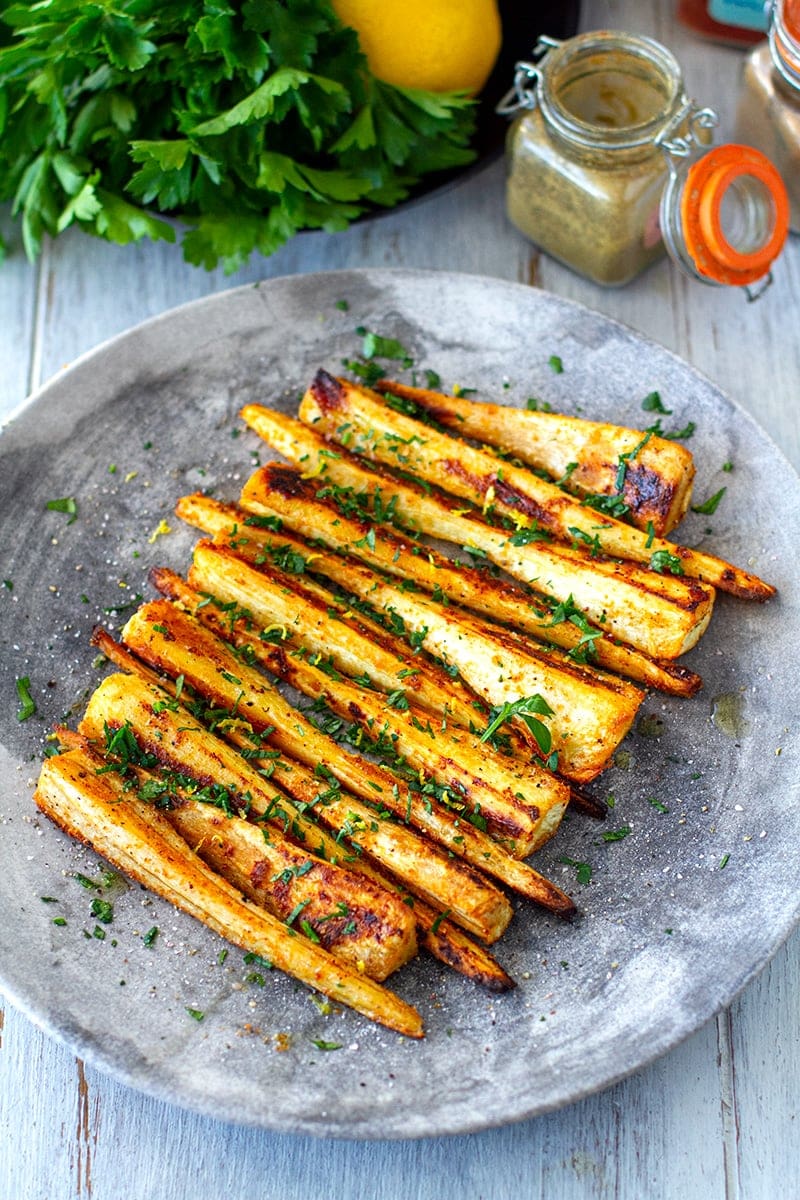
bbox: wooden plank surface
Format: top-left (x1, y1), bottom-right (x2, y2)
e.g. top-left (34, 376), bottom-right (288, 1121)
top-left (1, 2), bottom-right (798, 1198)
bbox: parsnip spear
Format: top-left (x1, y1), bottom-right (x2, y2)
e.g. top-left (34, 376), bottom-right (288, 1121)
top-left (86, 632), bottom-right (518, 990)
top-left (87, 672), bottom-right (513, 940)
top-left (299, 370), bottom-right (774, 601)
top-left (172, 553), bottom-right (569, 850)
top-left (238, 407), bottom-right (703, 693)
top-left (56, 724), bottom-right (416, 981)
top-left (240, 469), bottom-right (643, 782)
top-left (94, 624), bottom-right (575, 909)
top-left (181, 537), bottom-right (486, 730)
top-left (181, 471), bottom-right (701, 699)
top-left (167, 547), bottom-right (575, 845)
top-left (239, 435), bottom-right (712, 665)
top-left (375, 378), bottom-right (696, 536)
top-left (35, 749), bottom-right (424, 1037)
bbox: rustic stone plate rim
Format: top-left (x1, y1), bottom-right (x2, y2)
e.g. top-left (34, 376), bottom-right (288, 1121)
top-left (0, 267), bottom-right (798, 1139)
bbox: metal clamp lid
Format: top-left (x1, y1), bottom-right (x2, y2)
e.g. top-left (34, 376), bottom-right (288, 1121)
top-left (495, 36), bottom-right (562, 116)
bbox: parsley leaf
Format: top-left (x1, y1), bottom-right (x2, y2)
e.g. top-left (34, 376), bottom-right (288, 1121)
top-left (479, 694), bottom-right (555, 756)
top-left (15, 675), bottom-right (36, 721)
top-left (691, 487), bottom-right (726, 515)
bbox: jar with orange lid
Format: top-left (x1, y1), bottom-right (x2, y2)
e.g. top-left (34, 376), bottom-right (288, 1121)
top-left (736, 0), bottom-right (800, 231)
top-left (501, 30), bottom-right (789, 295)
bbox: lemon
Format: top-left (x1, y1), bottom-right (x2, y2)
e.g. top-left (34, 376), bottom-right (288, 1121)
top-left (332, 0), bottom-right (502, 96)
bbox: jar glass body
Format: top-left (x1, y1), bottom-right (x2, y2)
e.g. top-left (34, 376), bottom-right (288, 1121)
top-left (736, 44), bottom-right (800, 232)
top-left (505, 33), bottom-right (685, 286)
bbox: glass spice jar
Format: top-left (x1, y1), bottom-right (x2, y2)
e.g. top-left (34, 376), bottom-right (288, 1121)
top-left (736, 0), bottom-right (800, 231)
top-left (501, 30), bottom-right (789, 295)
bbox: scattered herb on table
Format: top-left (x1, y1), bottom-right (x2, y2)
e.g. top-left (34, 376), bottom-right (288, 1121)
top-left (647, 796), bottom-right (669, 814)
top-left (601, 826), bottom-right (632, 843)
top-left (90, 897), bottom-right (114, 924)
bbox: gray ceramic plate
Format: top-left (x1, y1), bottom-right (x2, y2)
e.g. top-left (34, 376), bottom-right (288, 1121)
top-left (1, 269), bottom-right (798, 1139)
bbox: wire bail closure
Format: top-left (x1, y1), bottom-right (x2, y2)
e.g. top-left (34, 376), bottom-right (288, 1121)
top-left (655, 99), bottom-right (720, 166)
top-left (495, 36), bottom-right (563, 116)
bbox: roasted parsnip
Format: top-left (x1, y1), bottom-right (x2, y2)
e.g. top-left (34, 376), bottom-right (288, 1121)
top-left (241, 453), bottom-right (712, 663)
top-left (93, 625), bottom-right (574, 910)
top-left (56, 725), bottom-right (416, 981)
top-left (119, 604), bottom-right (514, 943)
top-left (240, 470), bottom-right (643, 782)
top-left (87, 632), bottom-right (517, 991)
top-left (35, 749), bottom-right (424, 1037)
top-left (299, 370), bottom-right (774, 601)
top-left (375, 378), bottom-right (696, 536)
top-left (182, 539), bottom-right (486, 730)
top-left (182, 459), bottom-right (702, 699)
top-left (163, 555), bottom-right (568, 851)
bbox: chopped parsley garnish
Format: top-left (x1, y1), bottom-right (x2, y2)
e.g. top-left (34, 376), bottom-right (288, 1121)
top-left (430, 908), bottom-right (451, 934)
top-left (691, 487), bottom-right (726, 515)
top-left (719, 854), bottom-right (730, 870)
top-left (558, 856), bottom-right (592, 885)
top-left (244, 513), bottom-right (283, 532)
top-left (647, 418), bottom-right (696, 441)
top-left (545, 595), bottom-right (601, 663)
top-left (568, 526), bottom-right (603, 557)
top-left (185, 1008), bottom-right (205, 1022)
top-left (311, 1039), bottom-right (342, 1051)
top-left (142, 926), bottom-right (159, 947)
top-left (614, 432), bottom-right (652, 493)
top-left (601, 826), bottom-right (632, 842)
top-left (641, 391), bottom-right (672, 414)
top-left (90, 898), bottom-right (114, 924)
top-left (356, 327), bottom-right (414, 367)
top-left (508, 523), bottom-right (552, 547)
top-left (479, 694), bottom-right (555, 757)
top-left (581, 492), bottom-right (630, 519)
top-left (548, 355), bottom-right (564, 374)
top-left (46, 496), bottom-right (77, 524)
top-left (649, 550), bottom-right (684, 576)
top-left (15, 675), bottom-right (36, 722)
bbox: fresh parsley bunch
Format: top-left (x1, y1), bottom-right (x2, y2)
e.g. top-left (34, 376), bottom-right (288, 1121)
top-left (0, 0), bottom-right (477, 271)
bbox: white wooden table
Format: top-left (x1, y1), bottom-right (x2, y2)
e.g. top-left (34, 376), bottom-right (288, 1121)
top-left (2, 3), bottom-right (798, 1197)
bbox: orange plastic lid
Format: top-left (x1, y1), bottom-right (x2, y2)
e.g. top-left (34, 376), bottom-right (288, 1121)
top-left (782, 0), bottom-right (800, 45)
top-left (681, 142), bottom-right (791, 285)
top-left (680, 145), bottom-right (790, 287)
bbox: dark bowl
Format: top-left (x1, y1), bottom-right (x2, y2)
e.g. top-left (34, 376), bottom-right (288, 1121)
top-left (364, 0), bottom-right (581, 216)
